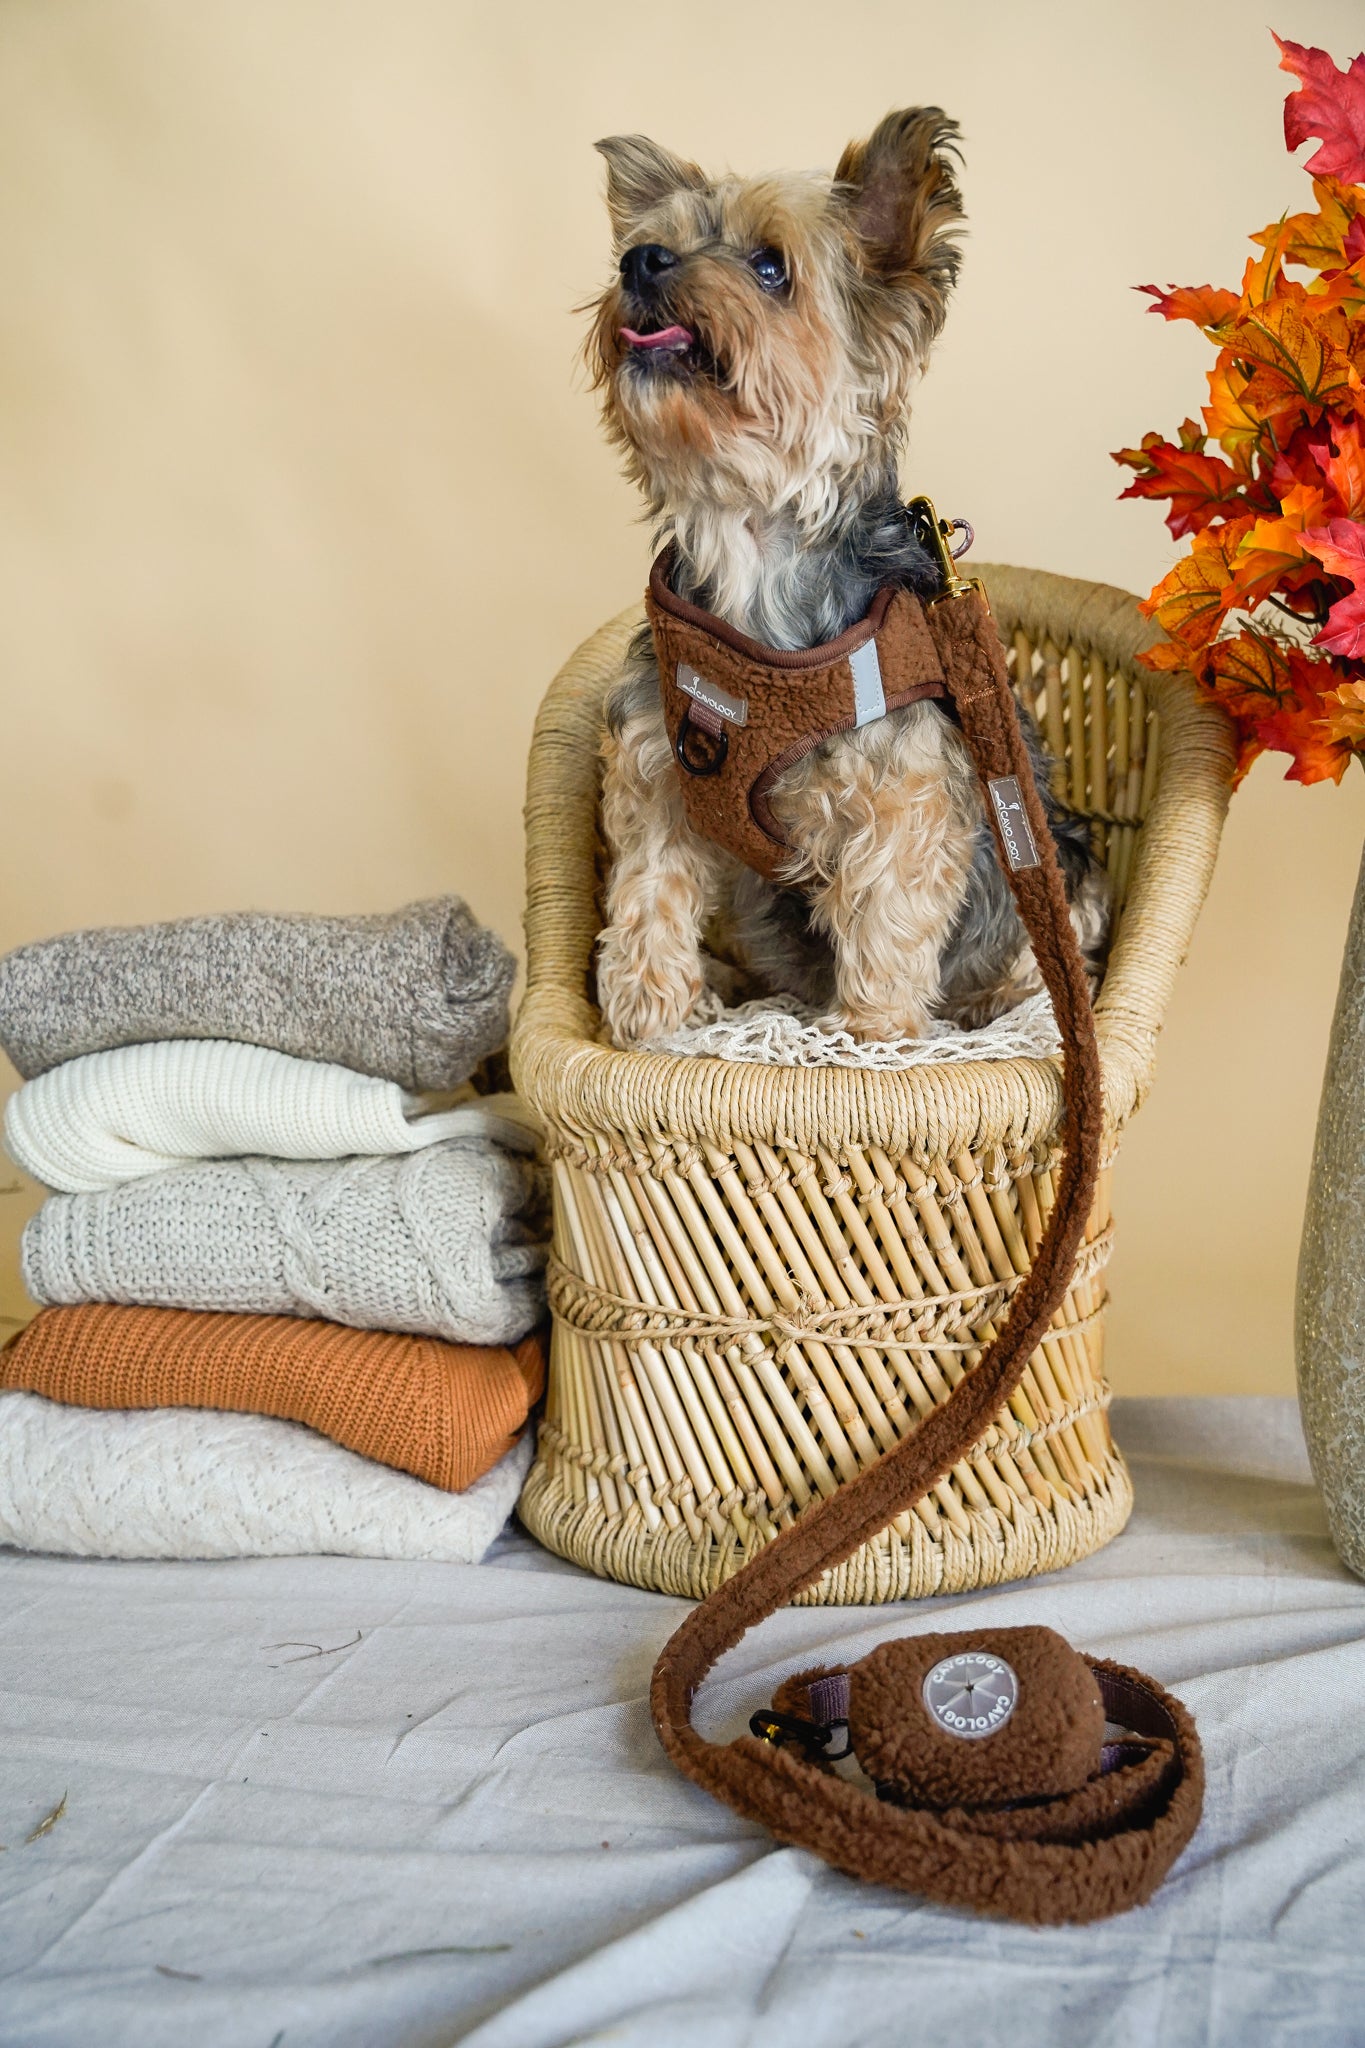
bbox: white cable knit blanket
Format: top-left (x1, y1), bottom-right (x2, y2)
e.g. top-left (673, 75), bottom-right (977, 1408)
top-left (2, 1041), bottom-right (536, 1192)
top-left (0, 1391), bottom-right (531, 1562)
top-left (646, 989), bottom-right (1062, 1069)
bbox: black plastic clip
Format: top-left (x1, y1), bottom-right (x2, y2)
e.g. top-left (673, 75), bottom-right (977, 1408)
top-left (749, 1708), bottom-right (852, 1762)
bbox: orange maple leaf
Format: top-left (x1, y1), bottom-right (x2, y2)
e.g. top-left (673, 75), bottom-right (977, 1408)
top-left (1260, 175), bottom-right (1365, 271)
top-left (1203, 356), bottom-right (1267, 455)
top-left (1139, 283), bottom-right (1240, 334)
top-left (1227, 296), bottom-right (1360, 427)
top-left (1321, 676), bottom-right (1365, 745)
top-left (1225, 483), bottom-right (1331, 606)
top-left (1225, 524), bottom-right (1312, 607)
top-left (1198, 628), bottom-right (1299, 715)
top-left (1311, 238), bottom-right (1365, 317)
top-left (1140, 516), bottom-right (1254, 647)
top-left (1135, 638), bottom-right (1197, 677)
top-left (1239, 220), bottom-right (1297, 304)
top-left (1259, 697), bottom-right (1354, 782)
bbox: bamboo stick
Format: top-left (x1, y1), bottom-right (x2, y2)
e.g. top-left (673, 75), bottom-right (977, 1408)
top-left (1066, 642), bottom-right (1089, 813)
top-left (594, 1147), bottom-right (742, 1542)
top-left (1088, 652), bottom-right (1110, 864)
top-left (1042, 637), bottom-right (1067, 795)
top-left (573, 1168), bottom-right (695, 1534)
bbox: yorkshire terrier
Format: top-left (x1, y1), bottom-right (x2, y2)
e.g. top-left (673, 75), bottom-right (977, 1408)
top-left (587, 111), bottom-right (1108, 1048)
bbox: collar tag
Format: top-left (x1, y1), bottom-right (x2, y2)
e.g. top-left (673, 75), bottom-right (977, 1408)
top-left (677, 663), bottom-right (748, 728)
top-left (988, 777), bottom-right (1040, 871)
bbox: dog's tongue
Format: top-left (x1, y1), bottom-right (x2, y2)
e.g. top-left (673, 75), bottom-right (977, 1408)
top-left (620, 324), bottom-right (693, 352)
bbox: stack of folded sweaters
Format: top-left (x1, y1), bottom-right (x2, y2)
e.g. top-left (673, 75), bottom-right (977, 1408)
top-left (0, 899), bottom-right (551, 1562)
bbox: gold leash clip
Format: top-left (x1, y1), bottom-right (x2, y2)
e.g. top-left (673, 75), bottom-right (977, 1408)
top-left (906, 493), bottom-right (987, 606)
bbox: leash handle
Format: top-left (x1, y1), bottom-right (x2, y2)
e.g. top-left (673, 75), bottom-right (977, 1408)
top-left (647, 553), bottom-right (1201, 1922)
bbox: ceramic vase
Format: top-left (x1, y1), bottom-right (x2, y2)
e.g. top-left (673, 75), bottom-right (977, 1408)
top-left (1297, 834), bottom-right (1365, 1578)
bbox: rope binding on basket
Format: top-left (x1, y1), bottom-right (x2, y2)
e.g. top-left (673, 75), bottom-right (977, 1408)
top-left (647, 499), bottom-right (1204, 1926)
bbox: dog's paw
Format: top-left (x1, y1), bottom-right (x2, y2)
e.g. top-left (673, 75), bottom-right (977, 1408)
top-left (837, 1001), bottom-right (933, 1046)
top-left (598, 956), bottom-right (707, 1049)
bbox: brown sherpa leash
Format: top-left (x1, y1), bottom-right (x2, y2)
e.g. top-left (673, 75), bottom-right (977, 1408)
top-left (648, 504), bottom-right (1203, 1925)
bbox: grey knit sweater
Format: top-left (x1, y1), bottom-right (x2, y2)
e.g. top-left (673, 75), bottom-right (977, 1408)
top-left (21, 1140), bottom-right (549, 1347)
top-left (0, 897), bottom-right (514, 1091)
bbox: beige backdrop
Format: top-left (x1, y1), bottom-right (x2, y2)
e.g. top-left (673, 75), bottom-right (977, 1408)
top-left (2, 0), bottom-right (1362, 1395)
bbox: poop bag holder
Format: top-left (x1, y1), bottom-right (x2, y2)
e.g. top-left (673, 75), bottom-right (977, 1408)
top-left (648, 503), bottom-right (1204, 1926)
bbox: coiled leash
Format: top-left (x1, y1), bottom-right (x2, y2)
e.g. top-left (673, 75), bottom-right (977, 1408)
top-left (647, 501), bottom-right (1204, 1925)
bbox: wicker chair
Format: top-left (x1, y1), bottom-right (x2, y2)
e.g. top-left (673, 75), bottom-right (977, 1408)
top-left (510, 565), bottom-right (1234, 1602)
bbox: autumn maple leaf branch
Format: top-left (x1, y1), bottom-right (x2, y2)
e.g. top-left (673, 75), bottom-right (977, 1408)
top-left (1114, 29), bottom-right (1365, 787)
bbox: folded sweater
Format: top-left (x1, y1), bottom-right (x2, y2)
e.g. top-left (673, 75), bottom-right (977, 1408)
top-left (2, 1040), bottom-right (535, 1193)
top-left (0, 1304), bottom-right (547, 1492)
top-left (0, 1390), bottom-right (532, 1562)
top-left (0, 896), bottom-right (513, 1089)
top-left (22, 1142), bottom-right (549, 1345)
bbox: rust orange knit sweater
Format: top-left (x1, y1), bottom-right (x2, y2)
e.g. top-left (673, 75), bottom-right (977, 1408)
top-left (0, 1303), bottom-right (546, 1493)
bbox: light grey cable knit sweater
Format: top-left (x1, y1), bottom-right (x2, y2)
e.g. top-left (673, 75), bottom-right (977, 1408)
top-left (21, 1140), bottom-right (549, 1346)
top-left (0, 897), bottom-right (513, 1090)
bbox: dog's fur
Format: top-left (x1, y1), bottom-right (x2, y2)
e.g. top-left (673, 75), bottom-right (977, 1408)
top-left (588, 112), bottom-right (1108, 1047)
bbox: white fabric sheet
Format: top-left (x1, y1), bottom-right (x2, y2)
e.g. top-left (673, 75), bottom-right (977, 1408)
top-left (1, 1397), bottom-right (1363, 2048)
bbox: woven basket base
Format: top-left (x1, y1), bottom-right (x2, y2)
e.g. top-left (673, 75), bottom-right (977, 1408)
top-left (517, 1436), bottom-right (1133, 1604)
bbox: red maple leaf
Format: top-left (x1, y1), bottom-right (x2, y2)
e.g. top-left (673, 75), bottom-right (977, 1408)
top-left (1114, 437), bottom-right (1252, 537)
top-left (1275, 32), bottom-right (1365, 185)
top-left (1317, 590), bottom-right (1365, 660)
top-left (1313, 417), bottom-right (1365, 519)
top-left (1267, 421), bottom-right (1335, 504)
top-left (1160, 629), bottom-right (1353, 785)
top-left (1302, 517), bottom-right (1365, 587)
top-left (1302, 519), bottom-right (1365, 659)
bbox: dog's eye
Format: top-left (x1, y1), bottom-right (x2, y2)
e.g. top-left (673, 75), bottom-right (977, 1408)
top-left (748, 246), bottom-right (788, 292)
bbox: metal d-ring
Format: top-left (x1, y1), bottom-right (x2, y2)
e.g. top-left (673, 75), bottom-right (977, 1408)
top-left (676, 709), bottom-right (729, 777)
top-left (947, 518), bottom-right (975, 560)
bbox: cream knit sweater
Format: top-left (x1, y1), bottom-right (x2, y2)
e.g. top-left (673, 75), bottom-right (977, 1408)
top-left (3, 1040), bottom-right (535, 1193)
top-left (22, 1142), bottom-right (548, 1344)
top-left (0, 1390), bottom-right (531, 1562)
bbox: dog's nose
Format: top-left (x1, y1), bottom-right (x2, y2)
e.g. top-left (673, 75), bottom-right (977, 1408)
top-left (620, 243), bottom-right (679, 297)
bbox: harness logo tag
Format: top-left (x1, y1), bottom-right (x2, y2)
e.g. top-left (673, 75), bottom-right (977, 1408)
top-left (988, 776), bottom-right (1040, 871)
top-left (677, 663), bottom-right (748, 728)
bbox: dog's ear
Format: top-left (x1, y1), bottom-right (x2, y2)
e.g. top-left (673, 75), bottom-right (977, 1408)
top-left (836, 109), bottom-right (964, 321)
top-left (595, 135), bottom-right (707, 243)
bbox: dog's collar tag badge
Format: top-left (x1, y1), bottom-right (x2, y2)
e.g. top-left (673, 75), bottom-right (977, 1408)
top-left (988, 776), bottom-right (1040, 871)
top-left (676, 663), bottom-right (748, 729)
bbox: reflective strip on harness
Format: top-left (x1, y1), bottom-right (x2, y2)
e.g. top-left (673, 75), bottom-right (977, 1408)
top-left (849, 639), bottom-right (887, 727)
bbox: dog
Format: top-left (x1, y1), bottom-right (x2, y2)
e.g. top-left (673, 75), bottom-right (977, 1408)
top-left (586, 111), bottom-right (1108, 1049)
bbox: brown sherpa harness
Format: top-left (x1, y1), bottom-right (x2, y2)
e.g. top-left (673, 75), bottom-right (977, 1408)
top-left (648, 545), bottom-right (951, 881)
top-left (647, 502), bottom-right (1204, 1925)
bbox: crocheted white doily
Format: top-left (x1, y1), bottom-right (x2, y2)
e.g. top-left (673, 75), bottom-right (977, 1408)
top-left (646, 988), bottom-right (1061, 1070)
